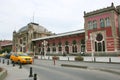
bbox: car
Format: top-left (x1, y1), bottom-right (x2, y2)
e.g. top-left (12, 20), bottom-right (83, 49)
top-left (0, 53), bottom-right (7, 58)
top-left (5, 53), bottom-right (12, 59)
top-left (10, 53), bottom-right (33, 64)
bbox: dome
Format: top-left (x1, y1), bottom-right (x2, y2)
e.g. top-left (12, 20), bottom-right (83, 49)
top-left (18, 22), bottom-right (49, 33)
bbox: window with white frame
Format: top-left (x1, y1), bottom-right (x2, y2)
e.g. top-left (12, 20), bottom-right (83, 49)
top-left (88, 21), bottom-right (93, 29)
top-left (93, 20), bottom-right (97, 29)
top-left (105, 17), bottom-right (111, 27)
top-left (100, 19), bottom-right (105, 28)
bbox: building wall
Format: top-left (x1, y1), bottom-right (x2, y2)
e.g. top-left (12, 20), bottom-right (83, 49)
top-left (84, 3), bottom-right (120, 54)
top-left (13, 23), bottom-right (52, 53)
top-left (34, 32), bottom-right (85, 55)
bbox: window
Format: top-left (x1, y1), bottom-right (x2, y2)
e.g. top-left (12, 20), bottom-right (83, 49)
top-left (52, 47), bottom-right (56, 52)
top-left (47, 47), bottom-right (50, 52)
top-left (58, 46), bottom-right (62, 51)
top-left (100, 19), bottom-right (105, 28)
top-left (105, 17), bottom-right (111, 27)
top-left (65, 41), bottom-right (69, 45)
top-left (72, 40), bottom-right (76, 45)
top-left (20, 39), bottom-right (22, 44)
top-left (96, 33), bottom-right (103, 41)
top-left (88, 21), bottom-right (93, 29)
top-left (93, 20), bottom-right (97, 29)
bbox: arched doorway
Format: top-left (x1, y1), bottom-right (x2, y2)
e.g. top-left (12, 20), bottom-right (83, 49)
top-left (95, 33), bottom-right (105, 52)
top-left (72, 40), bottom-right (77, 53)
top-left (65, 46), bottom-right (69, 54)
top-left (65, 41), bottom-right (69, 54)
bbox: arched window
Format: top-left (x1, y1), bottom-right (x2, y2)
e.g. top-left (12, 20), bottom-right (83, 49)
top-left (105, 17), bottom-right (111, 27)
top-left (72, 46), bottom-right (75, 52)
top-left (88, 21), bottom-right (93, 29)
top-left (20, 39), bottom-right (22, 44)
top-left (65, 46), bottom-right (69, 54)
top-left (81, 39), bottom-right (85, 53)
top-left (47, 47), bottom-right (50, 52)
top-left (72, 40), bottom-right (76, 45)
top-left (58, 42), bottom-right (62, 52)
top-left (100, 19), bottom-right (105, 28)
top-left (93, 20), bottom-right (97, 29)
top-left (74, 45), bottom-right (77, 52)
top-left (81, 39), bottom-right (85, 44)
top-left (58, 46), bottom-right (62, 51)
top-left (65, 41), bottom-right (69, 45)
top-left (52, 47), bottom-right (56, 52)
top-left (95, 33), bottom-right (105, 52)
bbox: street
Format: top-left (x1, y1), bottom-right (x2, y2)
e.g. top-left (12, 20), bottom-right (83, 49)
top-left (23, 59), bottom-right (120, 80)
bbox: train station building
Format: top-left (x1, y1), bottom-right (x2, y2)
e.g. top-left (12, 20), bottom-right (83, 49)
top-left (12, 3), bottom-right (120, 56)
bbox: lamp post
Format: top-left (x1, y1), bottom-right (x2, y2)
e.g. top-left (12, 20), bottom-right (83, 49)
top-left (34, 46), bottom-right (36, 57)
top-left (42, 40), bottom-right (48, 58)
top-left (90, 34), bottom-right (94, 61)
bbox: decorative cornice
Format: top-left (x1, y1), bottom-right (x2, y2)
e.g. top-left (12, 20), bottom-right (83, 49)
top-left (84, 3), bottom-right (119, 17)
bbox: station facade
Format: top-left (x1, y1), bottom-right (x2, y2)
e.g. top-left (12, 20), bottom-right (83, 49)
top-left (12, 3), bottom-right (120, 56)
top-left (32, 30), bottom-right (85, 55)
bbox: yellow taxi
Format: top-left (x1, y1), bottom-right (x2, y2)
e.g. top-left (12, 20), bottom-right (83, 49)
top-left (0, 53), bottom-right (7, 58)
top-left (10, 53), bottom-right (33, 64)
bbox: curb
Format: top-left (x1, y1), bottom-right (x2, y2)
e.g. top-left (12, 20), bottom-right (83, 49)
top-left (0, 68), bottom-right (7, 80)
top-left (61, 64), bottom-right (88, 69)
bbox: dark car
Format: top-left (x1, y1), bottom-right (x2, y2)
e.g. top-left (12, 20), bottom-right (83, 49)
top-left (5, 53), bottom-right (12, 59)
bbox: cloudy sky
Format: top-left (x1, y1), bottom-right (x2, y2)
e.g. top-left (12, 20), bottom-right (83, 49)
top-left (0, 0), bottom-right (120, 40)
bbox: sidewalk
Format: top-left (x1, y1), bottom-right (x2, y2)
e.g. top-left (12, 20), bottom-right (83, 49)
top-left (0, 59), bottom-right (35, 80)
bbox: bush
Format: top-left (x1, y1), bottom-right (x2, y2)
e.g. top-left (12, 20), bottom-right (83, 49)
top-left (34, 55), bottom-right (38, 59)
top-left (52, 56), bottom-right (59, 60)
top-left (75, 56), bottom-right (84, 61)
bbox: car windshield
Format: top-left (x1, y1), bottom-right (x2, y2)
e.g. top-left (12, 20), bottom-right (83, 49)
top-left (18, 53), bottom-right (28, 56)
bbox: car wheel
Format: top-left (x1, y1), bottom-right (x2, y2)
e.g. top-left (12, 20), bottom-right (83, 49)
top-left (18, 60), bottom-right (21, 64)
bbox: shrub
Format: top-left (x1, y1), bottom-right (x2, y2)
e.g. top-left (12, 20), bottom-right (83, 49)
top-left (34, 55), bottom-right (38, 59)
top-left (52, 56), bottom-right (59, 60)
top-left (75, 56), bottom-right (83, 61)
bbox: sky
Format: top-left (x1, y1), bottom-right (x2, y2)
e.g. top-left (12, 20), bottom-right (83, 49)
top-left (0, 0), bottom-right (120, 40)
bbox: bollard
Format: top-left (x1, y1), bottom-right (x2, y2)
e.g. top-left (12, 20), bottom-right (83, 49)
top-left (109, 58), bottom-right (111, 63)
top-left (53, 59), bottom-right (55, 65)
top-left (3, 59), bottom-right (5, 64)
top-left (29, 67), bottom-right (33, 77)
top-left (94, 57), bottom-right (96, 62)
top-left (7, 60), bottom-right (9, 65)
top-left (13, 62), bottom-right (15, 67)
top-left (19, 62), bottom-right (22, 69)
top-left (34, 74), bottom-right (37, 80)
top-left (68, 57), bottom-right (69, 61)
top-left (48, 56), bottom-right (50, 60)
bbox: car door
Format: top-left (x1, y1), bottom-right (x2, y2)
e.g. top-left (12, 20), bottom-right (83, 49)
top-left (14, 54), bottom-right (18, 62)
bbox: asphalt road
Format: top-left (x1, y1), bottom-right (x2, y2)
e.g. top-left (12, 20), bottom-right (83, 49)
top-left (23, 59), bottom-right (120, 80)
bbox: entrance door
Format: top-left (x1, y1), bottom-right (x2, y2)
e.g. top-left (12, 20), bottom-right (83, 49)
top-left (95, 33), bottom-right (105, 52)
top-left (95, 41), bottom-right (105, 52)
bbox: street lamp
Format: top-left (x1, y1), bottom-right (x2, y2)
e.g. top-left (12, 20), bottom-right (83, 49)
top-left (42, 40), bottom-right (48, 57)
top-left (90, 33), bottom-right (94, 61)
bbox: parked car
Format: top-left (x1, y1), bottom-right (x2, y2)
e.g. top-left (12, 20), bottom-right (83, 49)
top-left (10, 53), bottom-right (33, 64)
top-left (0, 53), bottom-right (7, 58)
